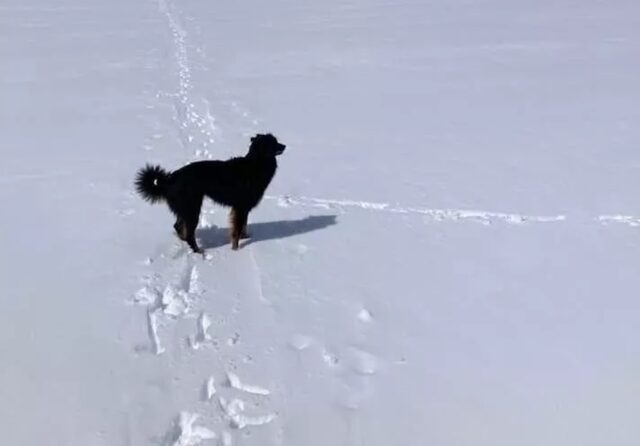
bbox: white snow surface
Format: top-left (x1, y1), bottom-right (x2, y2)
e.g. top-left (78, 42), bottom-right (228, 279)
top-left (1, 0), bottom-right (640, 445)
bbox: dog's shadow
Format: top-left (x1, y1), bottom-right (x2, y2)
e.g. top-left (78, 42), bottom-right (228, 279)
top-left (197, 214), bottom-right (338, 250)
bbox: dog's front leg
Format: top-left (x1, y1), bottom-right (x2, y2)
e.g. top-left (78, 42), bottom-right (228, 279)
top-left (229, 208), bottom-right (248, 250)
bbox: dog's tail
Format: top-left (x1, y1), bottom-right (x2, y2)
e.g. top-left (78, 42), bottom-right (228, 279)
top-left (135, 164), bottom-right (171, 203)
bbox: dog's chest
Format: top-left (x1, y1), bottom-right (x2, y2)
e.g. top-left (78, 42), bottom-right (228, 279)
top-left (245, 160), bottom-right (277, 189)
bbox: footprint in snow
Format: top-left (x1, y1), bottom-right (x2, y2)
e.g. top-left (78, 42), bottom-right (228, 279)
top-left (292, 243), bottom-right (309, 256)
top-left (288, 334), bottom-right (313, 351)
top-left (322, 349), bottom-right (340, 368)
top-left (356, 308), bottom-right (373, 323)
top-left (345, 347), bottom-right (378, 376)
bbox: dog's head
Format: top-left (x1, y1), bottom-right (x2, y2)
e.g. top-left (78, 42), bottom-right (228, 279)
top-left (248, 133), bottom-right (286, 158)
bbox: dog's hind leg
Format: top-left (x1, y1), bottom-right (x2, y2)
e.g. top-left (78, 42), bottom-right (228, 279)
top-left (184, 196), bottom-right (204, 253)
top-left (229, 208), bottom-right (248, 250)
top-left (170, 194), bottom-right (204, 253)
top-left (173, 217), bottom-right (187, 240)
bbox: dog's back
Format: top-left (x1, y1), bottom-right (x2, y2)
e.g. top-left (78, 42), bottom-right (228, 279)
top-left (171, 156), bottom-right (277, 209)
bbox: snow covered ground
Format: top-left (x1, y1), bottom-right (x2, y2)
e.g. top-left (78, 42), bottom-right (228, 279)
top-left (1, 0), bottom-right (639, 444)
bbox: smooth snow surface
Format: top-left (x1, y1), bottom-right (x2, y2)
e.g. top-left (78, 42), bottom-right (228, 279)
top-left (1, 0), bottom-right (639, 445)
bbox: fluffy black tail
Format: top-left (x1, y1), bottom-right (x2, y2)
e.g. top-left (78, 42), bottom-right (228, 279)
top-left (135, 164), bottom-right (171, 203)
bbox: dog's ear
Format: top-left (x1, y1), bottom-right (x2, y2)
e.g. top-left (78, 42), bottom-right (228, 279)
top-left (251, 133), bottom-right (266, 143)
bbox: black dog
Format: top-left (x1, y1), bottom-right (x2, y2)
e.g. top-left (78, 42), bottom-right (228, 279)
top-left (135, 133), bottom-right (286, 253)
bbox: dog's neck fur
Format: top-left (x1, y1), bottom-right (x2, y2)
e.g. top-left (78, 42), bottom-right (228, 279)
top-left (243, 153), bottom-right (277, 186)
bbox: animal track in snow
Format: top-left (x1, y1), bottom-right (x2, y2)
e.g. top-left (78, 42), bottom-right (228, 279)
top-left (133, 285), bottom-right (159, 306)
top-left (189, 312), bottom-right (212, 350)
top-left (147, 308), bottom-right (165, 355)
top-left (267, 195), bottom-right (566, 225)
top-left (345, 347), bottom-right (378, 376)
top-left (145, 3), bottom-right (277, 439)
top-left (292, 244), bottom-right (309, 256)
top-left (118, 208), bottom-right (136, 218)
top-left (226, 333), bottom-right (240, 346)
top-left (133, 247), bottom-right (204, 355)
top-left (162, 284), bottom-right (191, 317)
top-left (321, 346), bottom-right (378, 375)
top-left (170, 412), bottom-right (216, 446)
top-left (271, 195), bottom-right (640, 227)
top-left (226, 371), bottom-right (271, 396)
top-left (356, 308), bottom-right (373, 323)
top-left (340, 377), bottom-right (375, 411)
top-left (321, 349), bottom-right (340, 368)
top-left (187, 265), bottom-right (201, 294)
top-left (157, 0), bottom-right (216, 151)
top-left (203, 376), bottom-right (216, 400)
top-left (288, 334), bottom-right (313, 351)
top-left (599, 215), bottom-right (640, 227)
top-left (218, 397), bottom-right (276, 430)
